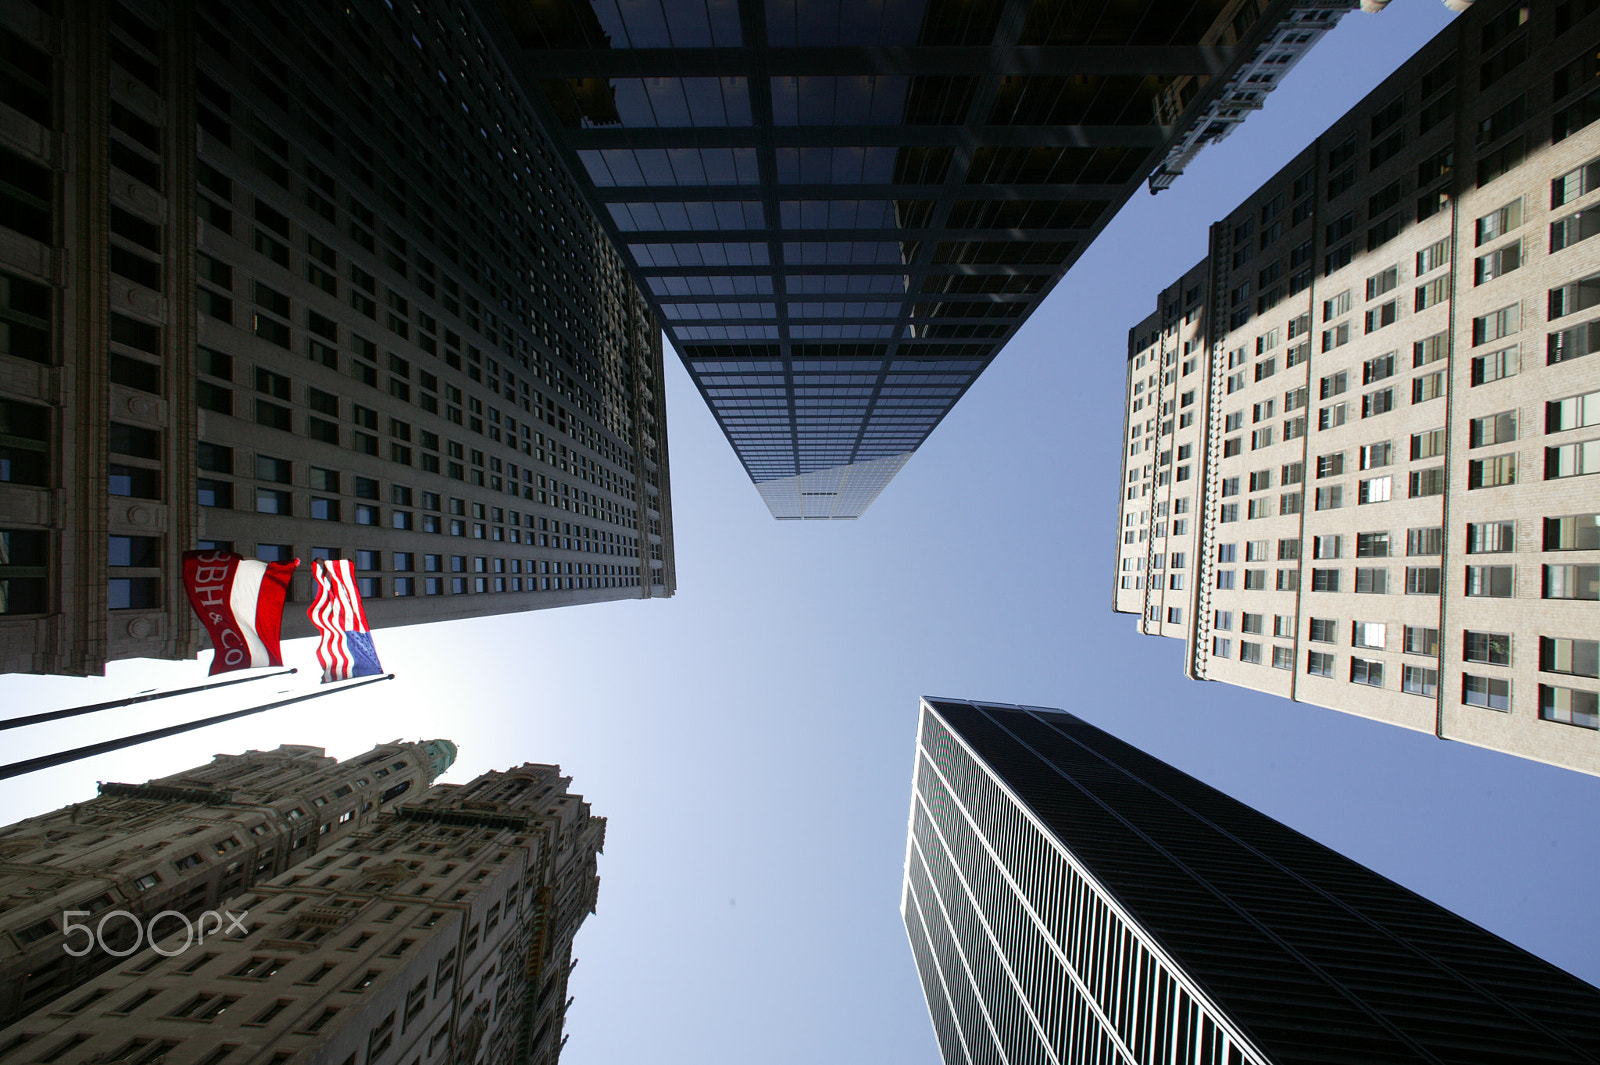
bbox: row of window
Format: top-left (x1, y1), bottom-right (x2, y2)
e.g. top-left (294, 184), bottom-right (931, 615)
top-left (61, 11), bottom-right (645, 493)
top-left (1210, 514), bottom-right (1597, 567)
top-left (84, 22), bottom-right (651, 524)
top-left (190, 347), bottom-right (638, 526)
top-left (188, 4), bottom-right (627, 374)
top-left (1213, 181), bottom-right (1600, 484)
top-left (1209, 636), bottom-right (1596, 729)
top-left (1213, 563), bottom-right (1597, 599)
top-left (0, 527), bottom-right (647, 619)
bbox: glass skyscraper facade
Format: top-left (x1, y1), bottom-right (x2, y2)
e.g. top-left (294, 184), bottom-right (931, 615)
top-left (903, 697), bottom-right (1600, 1064)
top-left (480, 0), bottom-right (1361, 516)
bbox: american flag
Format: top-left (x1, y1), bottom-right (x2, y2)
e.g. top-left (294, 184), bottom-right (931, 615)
top-left (309, 559), bottom-right (385, 683)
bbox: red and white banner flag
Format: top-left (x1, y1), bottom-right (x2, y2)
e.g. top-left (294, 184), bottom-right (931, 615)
top-left (182, 550), bottom-right (298, 675)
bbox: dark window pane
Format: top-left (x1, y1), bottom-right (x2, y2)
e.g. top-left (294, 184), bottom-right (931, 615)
top-left (0, 576), bottom-right (46, 614)
top-left (109, 464), bottom-right (159, 498)
top-left (109, 422), bottom-right (160, 459)
top-left (0, 398), bottom-right (49, 486)
top-left (1, 270), bottom-right (51, 363)
top-left (196, 380), bottom-right (232, 414)
top-left (108, 576), bottom-right (161, 609)
top-left (108, 535), bottom-right (160, 567)
top-left (197, 478), bottom-right (232, 508)
top-left (109, 353), bottom-right (161, 394)
top-left (197, 441), bottom-right (232, 473)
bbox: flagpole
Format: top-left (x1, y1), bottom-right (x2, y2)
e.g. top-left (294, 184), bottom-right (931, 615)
top-left (0, 669), bottom-right (299, 733)
top-left (0, 674), bottom-right (394, 781)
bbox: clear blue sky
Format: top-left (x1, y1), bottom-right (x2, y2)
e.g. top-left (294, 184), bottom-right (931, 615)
top-left (2, 5), bottom-right (1597, 1061)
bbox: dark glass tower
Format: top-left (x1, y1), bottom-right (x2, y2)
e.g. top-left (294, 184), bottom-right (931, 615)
top-left (478, 0), bottom-right (1361, 516)
top-left (903, 697), bottom-right (1600, 1064)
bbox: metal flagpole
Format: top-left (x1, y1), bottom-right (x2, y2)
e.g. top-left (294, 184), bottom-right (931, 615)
top-left (0, 669), bottom-right (298, 732)
top-left (0, 674), bottom-right (394, 781)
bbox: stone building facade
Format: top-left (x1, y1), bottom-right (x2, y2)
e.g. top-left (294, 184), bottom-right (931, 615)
top-left (0, 0), bottom-right (675, 678)
top-left (0, 749), bottom-right (602, 1065)
top-left (1114, 258), bottom-right (1212, 642)
top-left (1115, 0), bottom-right (1600, 776)
top-left (0, 739), bottom-right (457, 1028)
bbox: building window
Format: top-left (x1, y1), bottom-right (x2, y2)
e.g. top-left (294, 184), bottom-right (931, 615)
top-left (1404, 626), bottom-right (1440, 657)
top-left (1463, 674), bottom-right (1510, 711)
top-left (1402, 665), bottom-right (1438, 697)
top-left (1540, 637), bottom-right (1599, 679)
top-left (1466, 521), bottom-right (1514, 554)
top-left (1550, 208), bottom-right (1600, 254)
top-left (1468, 454), bottom-right (1517, 488)
top-left (1464, 631), bottom-right (1511, 666)
top-left (1476, 198), bottom-right (1523, 246)
top-left (197, 479), bottom-right (233, 509)
top-left (1352, 622), bottom-right (1386, 650)
top-left (1471, 303), bottom-right (1520, 346)
top-left (1545, 514), bottom-right (1600, 550)
top-left (109, 465), bottom-right (160, 499)
top-left (1465, 565), bottom-right (1514, 598)
top-left (1411, 371), bottom-right (1446, 404)
top-left (1474, 241), bottom-right (1521, 284)
top-left (1473, 410), bottom-right (1519, 448)
top-left (1546, 438), bottom-right (1600, 479)
top-left (1406, 526), bottom-right (1443, 556)
top-left (1540, 685), bottom-right (1599, 730)
top-left (1544, 564), bottom-right (1599, 600)
top-left (0, 399), bottom-right (49, 485)
top-left (255, 488), bottom-right (291, 515)
top-left (1471, 345), bottom-right (1518, 385)
top-left (1408, 467), bottom-right (1445, 497)
top-left (1350, 657), bottom-right (1383, 687)
top-left (1363, 300), bottom-right (1398, 333)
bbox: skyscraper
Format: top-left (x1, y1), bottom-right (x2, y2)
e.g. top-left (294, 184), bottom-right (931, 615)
top-left (479, 0), bottom-right (1366, 517)
top-left (0, 747), bottom-right (603, 1065)
top-left (0, 0), bottom-right (674, 678)
top-left (903, 697), bottom-right (1600, 1065)
top-left (0, 739), bottom-right (458, 1028)
top-left (1115, 0), bottom-right (1600, 776)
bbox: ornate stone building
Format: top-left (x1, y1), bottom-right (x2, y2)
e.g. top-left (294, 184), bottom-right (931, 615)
top-left (0, 739), bottom-right (456, 1027)
top-left (0, 747), bottom-right (604, 1065)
